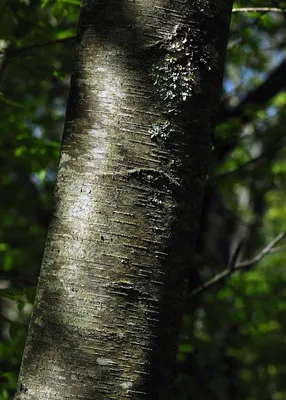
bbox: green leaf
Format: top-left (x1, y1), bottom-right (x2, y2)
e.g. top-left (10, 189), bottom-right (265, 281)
top-left (41, 0), bottom-right (50, 8)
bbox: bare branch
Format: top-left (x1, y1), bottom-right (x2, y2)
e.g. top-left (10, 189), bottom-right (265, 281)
top-left (237, 232), bottom-right (286, 269)
top-left (269, 246), bottom-right (286, 254)
top-left (217, 59), bottom-right (286, 125)
top-left (232, 7), bottom-right (286, 14)
top-left (228, 240), bottom-right (244, 271)
top-left (211, 146), bottom-right (283, 182)
top-left (215, 59), bottom-right (286, 162)
top-left (0, 275), bottom-right (37, 285)
top-left (189, 232), bottom-right (286, 298)
top-left (0, 36), bottom-right (77, 56)
top-left (189, 269), bottom-right (231, 298)
top-left (0, 313), bottom-right (27, 328)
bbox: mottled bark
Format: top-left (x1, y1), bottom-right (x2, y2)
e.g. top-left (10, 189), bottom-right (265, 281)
top-left (15, 1), bottom-right (233, 399)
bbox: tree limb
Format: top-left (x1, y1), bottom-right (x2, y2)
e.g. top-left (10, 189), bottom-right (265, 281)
top-left (237, 232), bottom-right (286, 269)
top-left (232, 7), bottom-right (286, 14)
top-left (217, 59), bottom-right (286, 125)
top-left (189, 232), bottom-right (286, 298)
top-left (0, 36), bottom-right (77, 56)
top-left (211, 145), bottom-right (283, 181)
top-left (215, 59), bottom-right (286, 161)
top-left (0, 313), bottom-right (27, 328)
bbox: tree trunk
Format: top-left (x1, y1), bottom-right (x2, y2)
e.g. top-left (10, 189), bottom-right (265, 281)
top-left (14, 1), bottom-right (233, 399)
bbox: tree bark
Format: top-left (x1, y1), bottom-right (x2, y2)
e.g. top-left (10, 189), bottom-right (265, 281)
top-left (14, 1), bottom-right (233, 399)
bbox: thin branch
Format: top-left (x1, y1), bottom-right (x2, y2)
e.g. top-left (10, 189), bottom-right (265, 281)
top-left (0, 313), bottom-right (27, 328)
top-left (0, 36), bottom-right (77, 56)
top-left (232, 7), bottom-right (286, 13)
top-left (237, 232), bottom-right (286, 269)
top-left (189, 269), bottom-right (231, 298)
top-left (0, 275), bottom-right (37, 285)
top-left (217, 59), bottom-right (286, 125)
top-left (227, 240), bottom-right (244, 271)
top-left (211, 146), bottom-right (282, 181)
top-left (215, 59), bottom-right (286, 163)
top-left (269, 246), bottom-right (286, 254)
top-left (189, 232), bottom-right (286, 298)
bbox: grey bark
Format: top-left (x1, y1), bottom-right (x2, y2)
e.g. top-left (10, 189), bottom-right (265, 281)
top-left (15, 1), bottom-right (233, 399)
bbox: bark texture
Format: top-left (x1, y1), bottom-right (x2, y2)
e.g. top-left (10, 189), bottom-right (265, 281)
top-left (15, 1), bottom-right (233, 399)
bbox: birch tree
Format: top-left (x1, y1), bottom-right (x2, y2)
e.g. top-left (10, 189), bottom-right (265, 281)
top-left (14, 0), bottom-right (233, 398)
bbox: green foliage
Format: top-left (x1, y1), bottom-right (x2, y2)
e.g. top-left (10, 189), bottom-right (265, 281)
top-left (173, 1), bottom-right (286, 398)
top-left (1, 0), bottom-right (286, 399)
top-left (0, 0), bottom-right (79, 397)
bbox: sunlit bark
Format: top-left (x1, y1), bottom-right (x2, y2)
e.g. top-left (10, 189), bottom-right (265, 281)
top-left (15, 0), bottom-right (233, 398)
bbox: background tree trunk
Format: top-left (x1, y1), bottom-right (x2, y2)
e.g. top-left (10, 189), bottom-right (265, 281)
top-left (14, 1), bottom-right (233, 399)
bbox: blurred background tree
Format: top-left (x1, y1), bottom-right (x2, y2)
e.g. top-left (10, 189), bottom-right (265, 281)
top-left (0, 0), bottom-right (285, 399)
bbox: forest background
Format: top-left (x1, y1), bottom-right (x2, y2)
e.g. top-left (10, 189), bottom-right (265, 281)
top-left (0, 0), bottom-right (286, 399)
